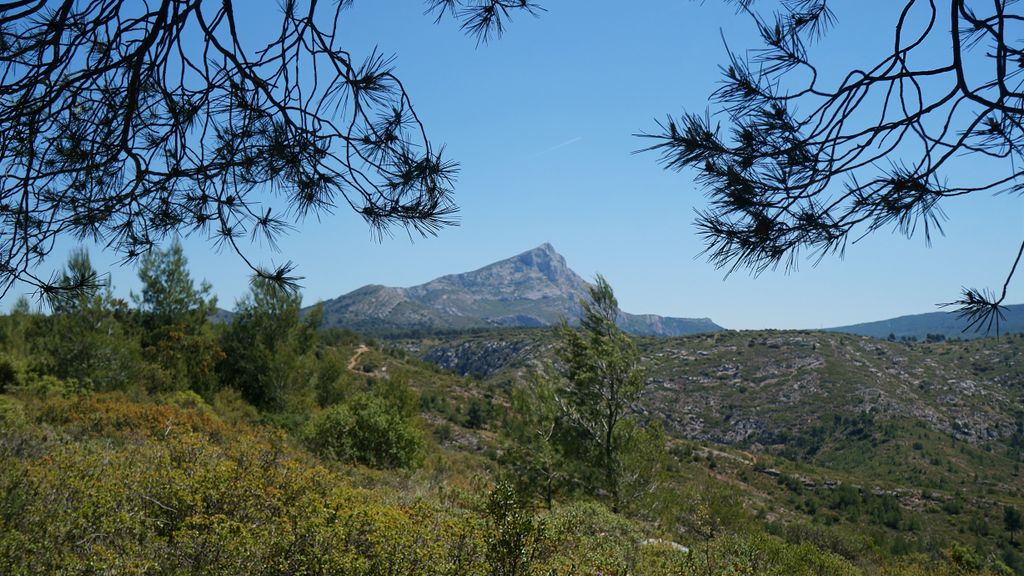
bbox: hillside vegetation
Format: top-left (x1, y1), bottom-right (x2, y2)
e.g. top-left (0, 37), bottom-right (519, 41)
top-left (419, 328), bottom-right (1024, 572)
top-left (0, 246), bottom-right (1021, 574)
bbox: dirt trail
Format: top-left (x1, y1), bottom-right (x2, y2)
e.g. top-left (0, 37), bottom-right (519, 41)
top-left (347, 345), bottom-right (369, 371)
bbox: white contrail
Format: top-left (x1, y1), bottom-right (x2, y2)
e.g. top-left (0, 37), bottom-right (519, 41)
top-left (534, 136), bottom-right (583, 156)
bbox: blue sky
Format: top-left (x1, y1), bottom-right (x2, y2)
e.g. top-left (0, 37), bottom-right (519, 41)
top-left (11, 1), bottom-right (1024, 330)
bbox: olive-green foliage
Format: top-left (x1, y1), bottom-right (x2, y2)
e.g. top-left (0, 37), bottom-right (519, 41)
top-left (133, 241), bottom-right (222, 393)
top-left (313, 346), bottom-right (357, 407)
top-left (0, 297), bottom-right (32, 373)
top-left (134, 240), bottom-right (216, 328)
top-left (0, 374), bottom-right (1009, 575)
top-left (669, 479), bottom-right (753, 545)
top-left (555, 275), bottom-right (656, 513)
top-left (539, 501), bottom-right (686, 575)
top-left (0, 392), bottom-right (485, 576)
top-left (218, 278), bottom-right (319, 411)
top-left (616, 418), bottom-right (669, 514)
top-left (483, 482), bottom-right (545, 576)
top-left (768, 520), bottom-right (879, 565)
top-left (501, 375), bottom-right (569, 509)
top-left (301, 392), bottom-right (424, 469)
top-left (0, 395), bottom-right (25, 428)
top-left (0, 390), bottom-right (702, 576)
top-left (871, 543), bottom-right (1018, 576)
top-left (32, 249), bottom-right (145, 391)
top-left (676, 531), bottom-right (860, 576)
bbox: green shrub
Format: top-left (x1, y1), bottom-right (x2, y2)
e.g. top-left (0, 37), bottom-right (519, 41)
top-left (484, 481), bottom-right (545, 576)
top-left (13, 372), bottom-right (74, 398)
top-left (770, 520), bottom-right (877, 563)
top-left (301, 393), bottom-right (424, 469)
top-left (682, 531), bottom-right (860, 576)
top-left (209, 387), bottom-right (261, 425)
top-left (0, 395), bottom-right (25, 428)
top-left (0, 354), bottom-right (20, 394)
top-left (160, 389), bottom-right (213, 413)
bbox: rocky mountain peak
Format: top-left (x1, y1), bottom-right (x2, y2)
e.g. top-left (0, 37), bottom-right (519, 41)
top-left (314, 244), bottom-right (722, 336)
top-left (510, 243), bottom-right (572, 285)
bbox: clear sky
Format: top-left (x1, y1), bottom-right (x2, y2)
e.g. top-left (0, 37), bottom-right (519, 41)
top-left (10, 1), bottom-right (1024, 330)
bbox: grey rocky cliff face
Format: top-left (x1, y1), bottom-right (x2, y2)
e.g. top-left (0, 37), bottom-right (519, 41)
top-left (312, 243), bottom-right (722, 336)
top-left (408, 243), bottom-right (587, 303)
top-left (422, 337), bottom-right (540, 379)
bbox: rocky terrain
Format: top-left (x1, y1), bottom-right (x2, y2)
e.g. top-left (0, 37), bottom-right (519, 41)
top-left (638, 332), bottom-right (1021, 445)
top-left (418, 328), bottom-right (1024, 497)
top-left (311, 244), bottom-right (722, 336)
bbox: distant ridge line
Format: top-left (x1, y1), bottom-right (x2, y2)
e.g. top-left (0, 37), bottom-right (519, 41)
top-left (824, 303), bottom-right (1024, 340)
top-left (308, 243), bottom-right (723, 337)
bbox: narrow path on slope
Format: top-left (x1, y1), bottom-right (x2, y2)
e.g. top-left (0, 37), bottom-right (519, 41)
top-left (347, 344), bottom-right (370, 372)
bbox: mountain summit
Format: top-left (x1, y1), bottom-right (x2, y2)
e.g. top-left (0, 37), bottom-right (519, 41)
top-left (315, 244), bottom-right (722, 336)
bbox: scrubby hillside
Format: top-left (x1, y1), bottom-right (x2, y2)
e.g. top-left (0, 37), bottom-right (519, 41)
top-left (0, 356), bottom-right (878, 575)
top-left (0, 317), bottom-right (1016, 574)
top-left (416, 328), bottom-right (1024, 573)
top-left (0, 243), bottom-right (1019, 574)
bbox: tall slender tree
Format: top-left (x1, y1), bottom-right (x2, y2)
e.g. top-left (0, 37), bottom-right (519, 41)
top-left (133, 240), bottom-right (221, 392)
top-left (556, 275), bottom-right (646, 513)
top-left (502, 373), bottom-right (568, 510)
top-left (218, 278), bottom-right (319, 411)
top-left (1006, 505), bottom-right (1023, 545)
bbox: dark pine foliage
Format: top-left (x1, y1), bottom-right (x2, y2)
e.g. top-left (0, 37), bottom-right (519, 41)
top-left (0, 0), bottom-right (538, 297)
top-left (639, 0), bottom-right (1024, 334)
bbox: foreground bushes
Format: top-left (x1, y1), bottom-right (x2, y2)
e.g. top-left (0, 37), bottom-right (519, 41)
top-left (0, 390), bottom-right (1008, 575)
top-left (0, 394), bottom-right (656, 574)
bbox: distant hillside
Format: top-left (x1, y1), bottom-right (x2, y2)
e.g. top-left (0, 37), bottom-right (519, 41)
top-left (825, 304), bottom-right (1024, 340)
top-left (312, 243), bottom-right (722, 337)
top-left (419, 328), bottom-right (1024, 500)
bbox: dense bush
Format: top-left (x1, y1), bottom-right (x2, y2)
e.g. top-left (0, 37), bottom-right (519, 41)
top-left (483, 482), bottom-right (545, 576)
top-left (218, 279), bottom-right (319, 411)
top-left (0, 392), bottom-right (694, 576)
top-left (301, 393), bottom-right (424, 469)
top-left (0, 393), bottom-right (479, 575)
top-left (0, 395), bottom-right (25, 428)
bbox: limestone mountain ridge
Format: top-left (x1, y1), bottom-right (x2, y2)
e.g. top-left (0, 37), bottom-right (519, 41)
top-left (313, 243), bottom-right (722, 336)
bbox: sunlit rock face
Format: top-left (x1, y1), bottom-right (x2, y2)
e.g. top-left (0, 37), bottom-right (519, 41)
top-left (314, 243), bottom-right (722, 336)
